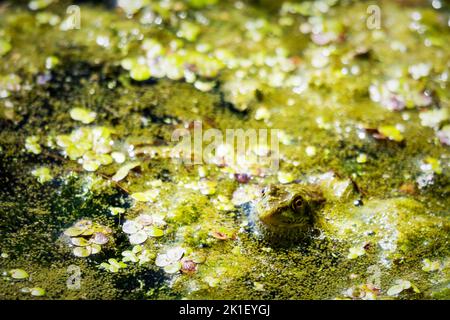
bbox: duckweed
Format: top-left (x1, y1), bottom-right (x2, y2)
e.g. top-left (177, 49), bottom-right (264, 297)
top-left (31, 167), bottom-right (53, 184)
top-left (356, 153), bottom-right (368, 164)
top-left (155, 247), bottom-right (185, 274)
top-left (30, 287), bottom-right (46, 297)
top-left (100, 259), bottom-right (127, 273)
top-left (25, 136), bottom-right (42, 155)
top-left (69, 108), bottom-right (97, 124)
top-left (109, 207), bottom-right (125, 216)
top-left (130, 64), bottom-right (152, 81)
top-left (377, 125), bottom-right (405, 142)
top-left (122, 245), bottom-right (154, 265)
top-left (347, 246), bottom-right (366, 260)
top-left (10, 269), bottom-right (29, 280)
top-left (178, 21), bottom-right (201, 42)
top-left (422, 259), bottom-right (441, 272)
top-left (123, 214), bottom-right (166, 245)
top-left (64, 220), bottom-right (112, 258)
top-left (28, 0), bottom-right (54, 11)
top-left (277, 171), bottom-right (295, 184)
top-left (387, 280), bottom-right (419, 297)
top-left (130, 190), bottom-right (160, 202)
top-left (0, 0), bottom-right (449, 301)
top-left (112, 162), bottom-right (140, 182)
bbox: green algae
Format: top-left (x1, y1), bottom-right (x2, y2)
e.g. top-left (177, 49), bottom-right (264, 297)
top-left (0, 0), bottom-right (449, 300)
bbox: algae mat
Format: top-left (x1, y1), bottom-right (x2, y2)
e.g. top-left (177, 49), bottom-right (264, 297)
top-left (0, 0), bottom-right (449, 299)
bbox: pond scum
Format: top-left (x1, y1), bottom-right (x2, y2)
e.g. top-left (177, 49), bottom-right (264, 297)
top-left (0, 0), bottom-right (449, 300)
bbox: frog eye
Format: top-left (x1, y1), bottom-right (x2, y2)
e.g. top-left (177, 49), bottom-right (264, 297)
top-left (292, 196), bottom-right (305, 213)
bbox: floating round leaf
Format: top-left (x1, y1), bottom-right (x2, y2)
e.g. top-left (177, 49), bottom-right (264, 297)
top-left (31, 167), bottom-right (53, 183)
top-left (90, 244), bottom-right (102, 254)
top-left (108, 258), bottom-right (121, 268)
top-left (122, 250), bottom-right (139, 263)
top-left (109, 207), bottom-right (125, 216)
top-left (73, 246), bottom-right (91, 257)
top-left (131, 189), bottom-right (160, 202)
top-left (130, 65), bottom-right (151, 81)
top-left (387, 279), bottom-right (411, 296)
top-left (122, 220), bottom-right (142, 234)
top-left (108, 258), bottom-right (127, 269)
top-left (71, 237), bottom-right (90, 247)
top-left (91, 232), bottom-right (109, 245)
top-left (25, 136), bottom-right (42, 155)
top-left (108, 265), bottom-right (119, 273)
top-left (378, 125), bottom-right (404, 142)
top-left (166, 247), bottom-right (185, 261)
top-left (190, 252), bottom-right (206, 264)
top-left (75, 220), bottom-right (92, 229)
top-left (163, 262), bottom-right (182, 274)
top-left (146, 226), bottom-right (164, 238)
top-left (422, 259), bottom-right (440, 272)
top-left (387, 284), bottom-right (404, 296)
top-left (347, 246), bottom-right (365, 260)
top-left (81, 228), bottom-right (95, 236)
top-left (155, 253), bottom-right (171, 267)
top-left (30, 287), bottom-right (46, 297)
top-left (64, 227), bottom-right (85, 237)
top-left (112, 162), bottom-right (140, 182)
top-left (28, 0), bottom-right (54, 11)
top-left (181, 259), bottom-right (197, 274)
top-left (136, 214), bottom-right (153, 226)
top-left (82, 159), bottom-right (100, 172)
top-left (10, 269), bottom-right (29, 280)
top-left (129, 230), bottom-right (148, 245)
top-left (70, 107), bottom-right (97, 124)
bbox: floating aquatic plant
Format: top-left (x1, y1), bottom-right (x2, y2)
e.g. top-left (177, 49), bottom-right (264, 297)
top-left (155, 246), bottom-right (185, 274)
top-left (25, 136), bottom-right (42, 155)
top-left (31, 167), bottom-right (53, 184)
top-left (387, 279), bottom-right (420, 296)
top-left (130, 189), bottom-right (160, 202)
top-left (130, 64), bottom-right (152, 81)
top-left (55, 126), bottom-right (115, 172)
top-left (69, 108), bottom-right (97, 124)
top-left (121, 245), bottom-right (154, 265)
top-left (422, 259), bottom-right (440, 272)
top-left (277, 171), bottom-right (295, 184)
top-left (377, 125), bottom-right (404, 142)
top-left (9, 269), bottom-right (29, 280)
top-left (122, 214), bottom-right (166, 245)
top-left (99, 258), bottom-right (127, 273)
top-left (64, 220), bottom-right (112, 258)
top-left (30, 287), bottom-right (46, 297)
top-left (347, 246), bottom-right (365, 260)
top-left (109, 206), bottom-right (125, 216)
top-left (112, 162), bottom-right (140, 182)
top-left (28, 0), bottom-right (54, 11)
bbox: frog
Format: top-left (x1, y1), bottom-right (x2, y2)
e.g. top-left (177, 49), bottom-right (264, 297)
top-left (242, 172), bottom-right (449, 259)
top-left (253, 183), bottom-right (326, 238)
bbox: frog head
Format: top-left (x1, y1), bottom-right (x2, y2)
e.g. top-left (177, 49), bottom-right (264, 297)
top-left (255, 184), bottom-right (325, 231)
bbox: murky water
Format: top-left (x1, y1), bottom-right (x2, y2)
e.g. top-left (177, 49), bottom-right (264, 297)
top-left (0, 0), bottom-right (449, 299)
